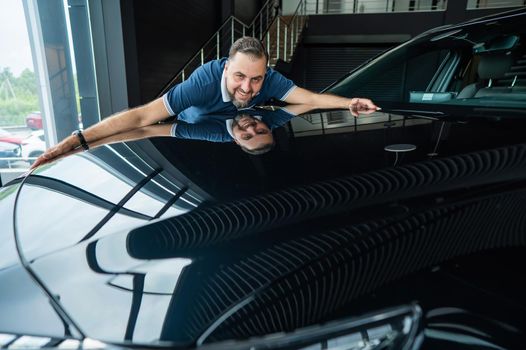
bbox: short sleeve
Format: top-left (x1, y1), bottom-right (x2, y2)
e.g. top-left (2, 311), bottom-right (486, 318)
top-left (264, 69), bottom-right (297, 101)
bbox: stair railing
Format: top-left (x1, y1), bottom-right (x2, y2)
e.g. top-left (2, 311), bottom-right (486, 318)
top-left (264, 0), bottom-right (308, 67)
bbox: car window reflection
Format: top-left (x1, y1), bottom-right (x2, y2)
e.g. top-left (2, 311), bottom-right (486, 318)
top-left (328, 24), bottom-right (526, 110)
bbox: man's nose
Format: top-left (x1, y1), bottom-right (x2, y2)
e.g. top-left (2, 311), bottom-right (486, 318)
top-left (245, 125), bottom-right (257, 134)
top-left (241, 78), bottom-right (251, 92)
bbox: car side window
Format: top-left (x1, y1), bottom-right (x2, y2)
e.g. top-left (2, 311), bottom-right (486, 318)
top-left (330, 48), bottom-right (452, 103)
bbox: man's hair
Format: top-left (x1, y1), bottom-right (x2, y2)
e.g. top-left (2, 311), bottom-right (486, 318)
top-left (229, 36), bottom-right (269, 62)
top-left (239, 140), bottom-right (275, 155)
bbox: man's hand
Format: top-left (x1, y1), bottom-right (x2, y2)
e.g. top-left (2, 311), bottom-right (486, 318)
top-left (348, 98), bottom-right (380, 117)
top-left (284, 88), bottom-right (380, 115)
top-left (30, 136), bottom-right (79, 169)
top-left (30, 97), bottom-right (171, 170)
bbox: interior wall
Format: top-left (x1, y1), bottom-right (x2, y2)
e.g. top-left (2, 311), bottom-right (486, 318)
top-left (235, 0), bottom-right (264, 25)
top-left (133, 0), bottom-right (221, 104)
top-left (305, 11), bottom-right (446, 40)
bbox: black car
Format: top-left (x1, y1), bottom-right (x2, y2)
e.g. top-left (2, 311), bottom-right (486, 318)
top-left (1, 8), bottom-right (526, 350)
top-left (0, 141), bottom-right (22, 169)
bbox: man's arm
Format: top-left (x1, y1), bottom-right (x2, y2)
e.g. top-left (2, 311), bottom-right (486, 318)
top-left (32, 97), bottom-right (170, 169)
top-left (283, 87), bottom-right (380, 117)
top-left (87, 123), bottom-right (173, 147)
top-left (34, 124), bottom-right (174, 167)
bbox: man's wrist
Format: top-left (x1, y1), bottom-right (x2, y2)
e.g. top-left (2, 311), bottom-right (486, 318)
top-left (72, 130), bottom-right (90, 151)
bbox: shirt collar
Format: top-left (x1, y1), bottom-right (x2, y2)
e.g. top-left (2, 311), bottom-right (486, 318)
top-left (221, 69), bottom-right (231, 103)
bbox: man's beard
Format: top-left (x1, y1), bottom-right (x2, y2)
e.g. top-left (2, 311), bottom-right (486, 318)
top-left (229, 92), bottom-right (251, 108)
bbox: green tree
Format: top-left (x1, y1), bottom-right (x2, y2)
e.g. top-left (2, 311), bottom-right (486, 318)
top-left (0, 67), bottom-right (14, 82)
top-left (15, 69), bottom-right (38, 97)
top-left (0, 66), bottom-right (39, 126)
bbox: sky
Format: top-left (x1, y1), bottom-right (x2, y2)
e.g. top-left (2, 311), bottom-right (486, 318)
top-left (0, 0), bottom-right (34, 76)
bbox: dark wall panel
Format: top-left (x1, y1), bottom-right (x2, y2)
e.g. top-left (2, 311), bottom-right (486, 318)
top-left (235, 0), bottom-right (264, 25)
top-left (306, 11), bottom-right (446, 39)
top-left (129, 0), bottom-right (221, 104)
top-left (290, 44), bottom-right (388, 92)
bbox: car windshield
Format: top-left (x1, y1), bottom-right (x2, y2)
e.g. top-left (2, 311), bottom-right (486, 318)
top-left (328, 13), bottom-right (526, 110)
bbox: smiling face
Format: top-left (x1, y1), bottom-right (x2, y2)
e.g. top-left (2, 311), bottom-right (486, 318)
top-left (232, 115), bottom-right (273, 152)
top-left (224, 52), bottom-right (267, 108)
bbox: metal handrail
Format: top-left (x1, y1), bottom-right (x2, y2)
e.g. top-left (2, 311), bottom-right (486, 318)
top-left (264, 1), bottom-right (308, 66)
top-left (158, 0), bottom-right (308, 96)
top-left (304, 0), bottom-right (447, 14)
top-left (467, 0), bottom-right (526, 10)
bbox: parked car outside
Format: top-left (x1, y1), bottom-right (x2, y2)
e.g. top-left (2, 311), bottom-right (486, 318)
top-left (0, 128), bottom-right (23, 145)
top-left (1, 8), bottom-right (526, 350)
top-left (25, 111), bottom-right (43, 130)
top-left (21, 130), bottom-right (46, 163)
top-left (0, 141), bottom-right (22, 168)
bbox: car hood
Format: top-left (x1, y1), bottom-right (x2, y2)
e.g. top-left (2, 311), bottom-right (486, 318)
top-left (3, 107), bottom-right (526, 348)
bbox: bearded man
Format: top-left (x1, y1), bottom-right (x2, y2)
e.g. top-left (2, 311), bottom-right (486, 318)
top-left (34, 37), bottom-right (378, 168)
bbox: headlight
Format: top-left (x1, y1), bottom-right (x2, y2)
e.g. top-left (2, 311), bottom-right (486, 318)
top-left (200, 304), bottom-right (424, 350)
top-left (0, 334), bottom-right (109, 350)
top-left (12, 146), bottom-right (21, 157)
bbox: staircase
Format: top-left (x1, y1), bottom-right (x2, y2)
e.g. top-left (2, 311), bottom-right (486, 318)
top-left (158, 0), bottom-right (308, 96)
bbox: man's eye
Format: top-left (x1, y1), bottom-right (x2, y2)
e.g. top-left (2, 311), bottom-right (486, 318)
top-left (256, 129), bottom-right (268, 134)
top-left (242, 134), bottom-right (252, 140)
top-left (251, 77), bottom-right (262, 83)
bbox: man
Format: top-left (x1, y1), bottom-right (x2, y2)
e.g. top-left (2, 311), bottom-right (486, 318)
top-left (33, 37), bottom-right (378, 168)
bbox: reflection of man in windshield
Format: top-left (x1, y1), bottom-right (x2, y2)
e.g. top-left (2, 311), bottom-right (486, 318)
top-left (33, 36), bottom-right (378, 168)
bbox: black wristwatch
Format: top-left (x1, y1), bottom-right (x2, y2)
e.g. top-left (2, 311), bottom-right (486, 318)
top-left (72, 130), bottom-right (90, 151)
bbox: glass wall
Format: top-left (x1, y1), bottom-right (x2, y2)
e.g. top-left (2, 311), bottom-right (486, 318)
top-left (0, 0), bottom-right (46, 171)
top-left (0, 0), bottom-right (127, 178)
top-left (0, 0), bottom-right (83, 171)
top-left (289, 0), bottom-right (448, 15)
top-left (467, 0), bottom-right (526, 9)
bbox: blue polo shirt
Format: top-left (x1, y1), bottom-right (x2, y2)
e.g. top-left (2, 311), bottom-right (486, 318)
top-left (162, 58), bottom-right (296, 122)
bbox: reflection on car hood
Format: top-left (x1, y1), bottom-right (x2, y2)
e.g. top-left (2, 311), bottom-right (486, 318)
top-left (3, 107), bottom-right (526, 348)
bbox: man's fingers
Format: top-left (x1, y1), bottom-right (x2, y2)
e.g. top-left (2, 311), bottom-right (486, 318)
top-left (30, 156), bottom-right (46, 170)
top-left (356, 107), bottom-right (376, 115)
top-left (30, 148), bottom-right (58, 169)
top-left (349, 98), bottom-right (381, 116)
top-left (46, 147), bottom-right (61, 159)
top-left (29, 137), bottom-right (80, 170)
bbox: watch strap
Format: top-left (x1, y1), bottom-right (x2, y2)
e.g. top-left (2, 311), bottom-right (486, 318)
top-left (72, 130), bottom-right (89, 151)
